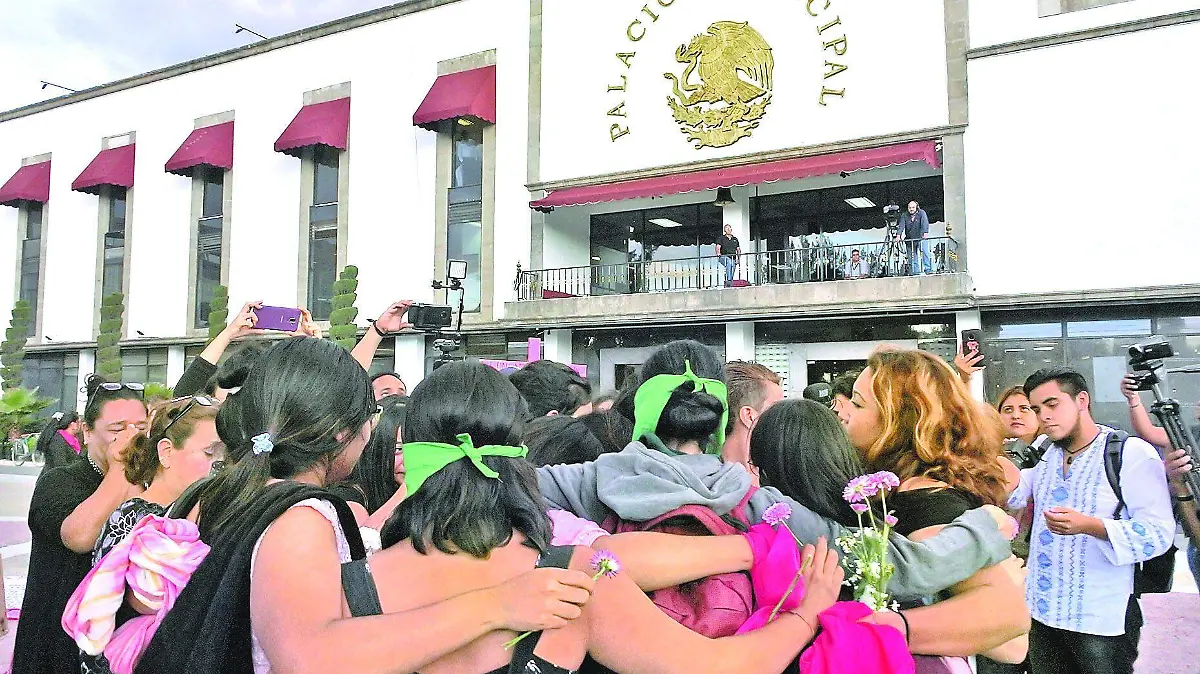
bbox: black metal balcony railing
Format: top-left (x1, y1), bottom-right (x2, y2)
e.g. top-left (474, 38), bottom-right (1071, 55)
top-left (516, 237), bottom-right (959, 301)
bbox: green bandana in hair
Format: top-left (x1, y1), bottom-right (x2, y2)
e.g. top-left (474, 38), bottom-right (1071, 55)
top-left (403, 432), bottom-right (529, 496)
top-left (631, 360), bottom-right (728, 455)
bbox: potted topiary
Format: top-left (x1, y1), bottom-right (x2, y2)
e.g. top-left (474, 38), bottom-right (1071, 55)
top-left (207, 285), bottom-right (229, 343)
top-left (1, 300), bottom-right (33, 390)
top-left (328, 265), bottom-right (360, 350)
top-left (96, 293), bottom-right (125, 382)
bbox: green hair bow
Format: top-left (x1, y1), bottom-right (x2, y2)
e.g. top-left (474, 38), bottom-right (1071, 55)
top-left (403, 432), bottom-right (529, 496)
top-left (631, 360), bottom-right (728, 455)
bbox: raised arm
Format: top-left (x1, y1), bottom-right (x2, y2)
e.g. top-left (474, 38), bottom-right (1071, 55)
top-left (1120, 374), bottom-right (1170, 448)
top-left (61, 427), bottom-right (144, 553)
top-left (352, 301), bottom-right (412, 371)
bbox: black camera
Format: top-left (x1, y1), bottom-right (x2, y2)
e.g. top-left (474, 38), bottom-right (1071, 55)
top-left (408, 303), bottom-right (453, 332)
top-left (883, 204), bottom-right (901, 215)
top-left (1129, 340), bottom-right (1174, 366)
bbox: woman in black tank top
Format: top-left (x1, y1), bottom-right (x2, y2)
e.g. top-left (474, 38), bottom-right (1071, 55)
top-left (362, 361), bottom-right (844, 674)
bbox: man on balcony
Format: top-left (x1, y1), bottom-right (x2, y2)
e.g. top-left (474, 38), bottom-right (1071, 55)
top-left (844, 248), bottom-right (869, 279)
top-left (716, 223), bottom-right (742, 288)
top-left (900, 200), bottom-right (932, 275)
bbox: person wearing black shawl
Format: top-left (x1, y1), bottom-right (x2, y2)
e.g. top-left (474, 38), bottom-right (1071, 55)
top-left (134, 337), bottom-right (596, 674)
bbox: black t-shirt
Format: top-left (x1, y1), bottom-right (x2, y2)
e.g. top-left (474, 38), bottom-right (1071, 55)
top-left (717, 234), bottom-right (740, 255)
top-left (12, 459), bottom-right (104, 674)
top-left (174, 355), bottom-right (218, 397)
top-left (888, 486), bottom-right (982, 537)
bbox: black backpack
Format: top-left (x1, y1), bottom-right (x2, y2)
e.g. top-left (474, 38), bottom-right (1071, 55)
top-left (1102, 431), bottom-right (1177, 595)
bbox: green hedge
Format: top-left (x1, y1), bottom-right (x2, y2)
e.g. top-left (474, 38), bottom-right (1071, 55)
top-left (329, 265), bottom-right (360, 351)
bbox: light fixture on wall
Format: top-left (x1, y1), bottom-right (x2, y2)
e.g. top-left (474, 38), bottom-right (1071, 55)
top-left (713, 187), bottom-right (734, 206)
top-left (456, 118), bottom-right (475, 127)
top-left (844, 197), bottom-right (876, 209)
top-left (649, 218), bottom-right (683, 228)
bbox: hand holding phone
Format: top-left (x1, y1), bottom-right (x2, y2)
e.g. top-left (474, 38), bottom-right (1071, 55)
top-left (252, 306), bottom-right (304, 332)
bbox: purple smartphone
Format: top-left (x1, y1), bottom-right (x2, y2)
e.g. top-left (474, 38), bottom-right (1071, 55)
top-left (253, 305), bottom-right (302, 332)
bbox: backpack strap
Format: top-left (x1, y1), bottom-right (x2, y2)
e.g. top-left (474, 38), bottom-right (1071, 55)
top-left (508, 545), bottom-right (575, 674)
top-left (1103, 431), bottom-right (1130, 519)
top-left (340, 558), bottom-right (383, 617)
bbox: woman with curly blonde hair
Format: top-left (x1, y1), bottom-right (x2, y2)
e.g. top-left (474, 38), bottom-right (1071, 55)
top-left (838, 346), bottom-right (1030, 669)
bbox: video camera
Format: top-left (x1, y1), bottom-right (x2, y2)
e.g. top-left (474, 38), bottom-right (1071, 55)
top-left (1126, 339), bottom-right (1174, 391)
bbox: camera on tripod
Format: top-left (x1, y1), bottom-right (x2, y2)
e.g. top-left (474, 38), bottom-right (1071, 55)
top-left (426, 260), bottom-right (469, 369)
top-left (1126, 340), bottom-right (1174, 391)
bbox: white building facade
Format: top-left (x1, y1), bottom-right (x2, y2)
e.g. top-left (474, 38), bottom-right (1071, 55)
top-left (1, 0), bottom-right (1197, 426)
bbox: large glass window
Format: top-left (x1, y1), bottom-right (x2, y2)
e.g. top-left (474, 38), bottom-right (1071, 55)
top-left (19, 203), bottom-right (43, 336)
top-left (588, 202), bottom-right (724, 294)
top-left (195, 168), bottom-right (224, 328)
top-left (121, 348), bottom-right (169, 385)
top-left (22, 352), bottom-right (79, 414)
top-left (101, 188), bottom-right (127, 299)
top-left (308, 146), bottom-right (340, 321)
top-left (449, 122), bottom-right (484, 313)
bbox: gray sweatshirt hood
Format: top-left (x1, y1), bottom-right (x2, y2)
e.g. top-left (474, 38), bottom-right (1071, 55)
top-left (593, 442), bottom-right (754, 521)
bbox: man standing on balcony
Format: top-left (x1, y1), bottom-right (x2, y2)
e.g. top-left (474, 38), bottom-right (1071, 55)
top-left (716, 223), bottom-right (742, 288)
top-left (844, 248), bottom-right (869, 279)
top-left (900, 200), bottom-right (931, 275)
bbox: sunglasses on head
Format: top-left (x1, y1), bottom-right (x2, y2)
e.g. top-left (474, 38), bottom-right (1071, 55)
top-left (157, 395), bottom-right (217, 440)
top-left (96, 382), bottom-right (146, 394)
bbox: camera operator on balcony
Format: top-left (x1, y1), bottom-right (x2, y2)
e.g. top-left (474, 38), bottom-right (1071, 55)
top-left (1120, 371), bottom-right (1200, 587)
top-left (898, 200), bottom-right (932, 275)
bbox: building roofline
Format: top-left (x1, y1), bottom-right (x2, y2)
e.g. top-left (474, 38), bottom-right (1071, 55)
top-left (0, 0), bottom-right (465, 123)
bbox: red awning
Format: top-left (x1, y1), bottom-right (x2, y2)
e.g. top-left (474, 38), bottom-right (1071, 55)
top-left (274, 97), bottom-right (350, 157)
top-left (413, 65), bottom-right (496, 131)
top-left (165, 121), bottom-right (234, 176)
top-left (72, 144), bottom-right (135, 195)
top-left (0, 161), bottom-right (51, 208)
top-left (530, 140), bottom-right (941, 211)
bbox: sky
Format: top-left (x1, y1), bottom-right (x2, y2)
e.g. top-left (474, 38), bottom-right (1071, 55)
top-left (0, 0), bottom-right (398, 113)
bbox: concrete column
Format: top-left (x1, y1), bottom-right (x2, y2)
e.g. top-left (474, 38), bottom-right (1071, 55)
top-left (725, 322), bottom-right (755, 363)
top-left (77, 349), bottom-right (96, 413)
top-left (543, 329), bottom-right (573, 365)
top-left (166, 345), bottom-right (186, 388)
top-left (955, 309), bottom-right (985, 401)
top-left (395, 334), bottom-right (426, 392)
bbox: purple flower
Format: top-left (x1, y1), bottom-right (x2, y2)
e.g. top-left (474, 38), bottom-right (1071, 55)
top-left (884, 514), bottom-right (899, 527)
top-left (762, 502), bottom-right (793, 527)
top-left (850, 503), bottom-right (870, 514)
top-left (843, 475), bottom-right (879, 503)
top-left (591, 550), bottom-right (621, 579)
top-left (870, 471), bottom-right (901, 491)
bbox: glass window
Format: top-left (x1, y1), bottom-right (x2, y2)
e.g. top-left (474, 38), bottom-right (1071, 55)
top-left (994, 323), bottom-right (1063, 340)
top-left (121, 348), bottom-right (169, 385)
top-left (1066, 319), bottom-right (1152, 338)
top-left (1156, 316), bottom-right (1200, 335)
top-left (101, 188), bottom-right (127, 299)
top-left (308, 146), bottom-right (340, 321)
top-left (449, 123), bottom-right (485, 313)
top-left (22, 352), bottom-right (79, 414)
top-left (587, 202), bottom-right (724, 294)
top-left (20, 203), bottom-right (43, 336)
top-left (184, 345), bottom-right (206, 368)
top-left (195, 169), bottom-right (224, 328)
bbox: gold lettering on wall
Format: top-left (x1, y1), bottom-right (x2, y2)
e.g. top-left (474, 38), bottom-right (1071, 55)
top-left (817, 16), bottom-right (841, 35)
top-left (818, 87), bottom-right (845, 106)
top-left (610, 124), bottom-right (631, 141)
top-left (627, 20), bottom-right (646, 41)
top-left (822, 36), bottom-right (848, 56)
top-left (608, 102), bottom-right (629, 117)
top-left (616, 52), bottom-right (636, 68)
top-left (823, 61), bottom-right (847, 79)
top-left (806, 0), bottom-right (831, 17)
top-left (640, 4), bottom-right (660, 21)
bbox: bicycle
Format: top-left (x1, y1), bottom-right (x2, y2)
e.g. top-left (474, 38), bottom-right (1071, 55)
top-left (7, 434), bottom-right (41, 466)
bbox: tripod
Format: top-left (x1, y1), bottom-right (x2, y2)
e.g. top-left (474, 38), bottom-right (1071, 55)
top-left (1131, 358), bottom-right (1200, 547)
top-left (879, 223), bottom-right (906, 277)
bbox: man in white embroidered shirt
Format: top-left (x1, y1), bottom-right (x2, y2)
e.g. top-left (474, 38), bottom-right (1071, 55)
top-left (1011, 367), bottom-right (1174, 674)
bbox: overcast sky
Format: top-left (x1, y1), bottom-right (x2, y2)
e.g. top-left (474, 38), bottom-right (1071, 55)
top-left (0, 0), bottom-right (397, 112)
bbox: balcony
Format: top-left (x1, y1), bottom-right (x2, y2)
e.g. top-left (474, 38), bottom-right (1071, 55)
top-left (503, 237), bottom-right (974, 328)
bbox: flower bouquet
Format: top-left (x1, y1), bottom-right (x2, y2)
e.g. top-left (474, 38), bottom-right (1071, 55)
top-left (835, 471), bottom-right (900, 612)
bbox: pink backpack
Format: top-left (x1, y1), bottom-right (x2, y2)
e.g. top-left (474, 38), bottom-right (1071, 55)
top-left (601, 488), bottom-right (757, 638)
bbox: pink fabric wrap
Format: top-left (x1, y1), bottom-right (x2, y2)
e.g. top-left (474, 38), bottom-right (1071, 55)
top-left (548, 510), bottom-right (611, 546)
top-left (799, 602), bottom-right (915, 674)
top-left (62, 515), bottom-right (209, 674)
top-left (59, 429), bottom-right (82, 454)
top-left (737, 523), bottom-right (804, 634)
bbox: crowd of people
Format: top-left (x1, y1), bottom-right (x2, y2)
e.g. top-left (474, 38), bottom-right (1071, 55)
top-left (2, 298), bottom-right (1195, 674)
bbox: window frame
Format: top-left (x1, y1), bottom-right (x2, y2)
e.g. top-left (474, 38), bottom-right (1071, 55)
top-left (17, 201), bottom-right (47, 338)
top-left (188, 166), bottom-right (232, 331)
top-left (297, 144), bottom-right (348, 323)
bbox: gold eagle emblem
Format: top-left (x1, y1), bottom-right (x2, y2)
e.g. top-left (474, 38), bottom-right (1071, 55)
top-left (664, 21), bottom-right (774, 149)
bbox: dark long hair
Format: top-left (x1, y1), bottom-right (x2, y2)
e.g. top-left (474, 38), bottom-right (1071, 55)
top-left (750, 399), bottom-right (866, 527)
top-left (196, 337), bottom-right (374, 535)
top-left (616, 339), bottom-right (726, 446)
top-left (82, 374), bottom-right (145, 429)
top-left (345, 397), bottom-right (407, 512)
top-left (524, 414), bottom-right (606, 466)
top-left (383, 361), bottom-right (551, 558)
top-left (36, 411), bottom-right (78, 457)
